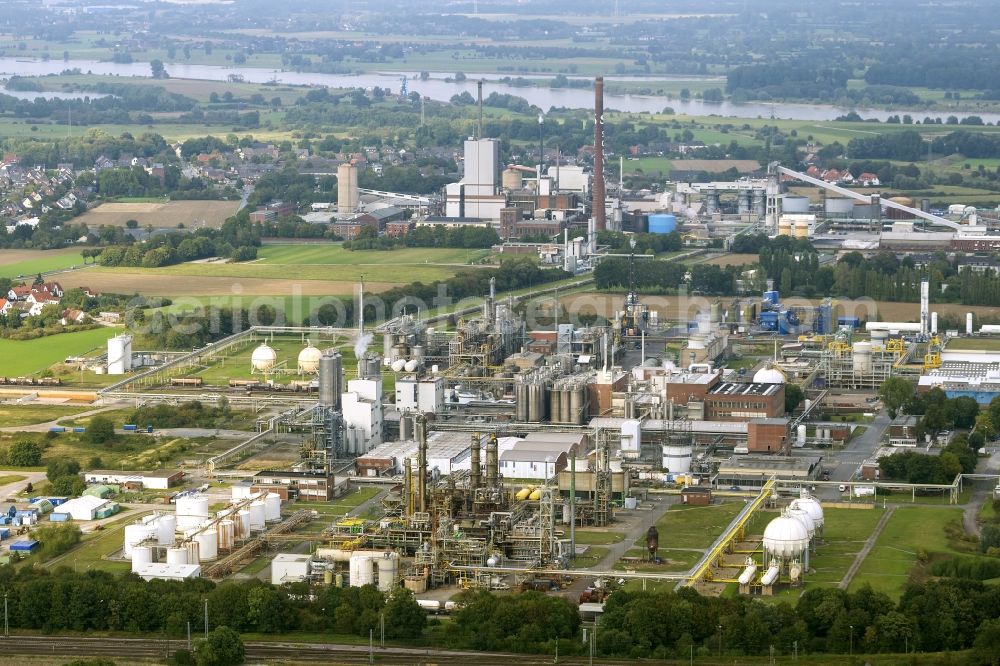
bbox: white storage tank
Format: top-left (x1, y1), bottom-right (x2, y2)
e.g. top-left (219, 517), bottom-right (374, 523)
top-left (196, 530), bottom-right (218, 561)
top-left (376, 553), bottom-right (399, 592)
top-left (218, 520), bottom-right (235, 550)
top-left (762, 512), bottom-right (810, 559)
top-left (166, 547), bottom-right (188, 565)
top-left (123, 523), bottom-right (157, 558)
top-left (249, 501), bottom-right (266, 531)
top-left (797, 424), bottom-right (807, 446)
top-left (251, 343), bottom-right (278, 372)
top-left (785, 506), bottom-right (816, 539)
top-left (185, 540), bottom-right (200, 565)
top-left (264, 493), bottom-right (282, 523)
top-left (661, 444), bottom-right (693, 474)
top-left (349, 553), bottom-right (375, 587)
top-left (157, 514), bottom-right (176, 546)
top-left (790, 491), bottom-right (825, 531)
top-left (237, 509), bottom-right (251, 538)
top-left (298, 343), bottom-right (322, 374)
top-left (852, 342), bottom-right (873, 374)
top-left (176, 495), bottom-right (209, 530)
top-left (131, 546), bottom-right (152, 572)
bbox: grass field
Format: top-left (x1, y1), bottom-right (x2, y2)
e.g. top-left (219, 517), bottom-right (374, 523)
top-left (849, 506), bottom-right (964, 598)
top-left (792, 507), bottom-right (886, 591)
top-left (946, 337), bottom-right (1000, 351)
top-left (43, 510), bottom-right (148, 574)
top-left (0, 404), bottom-right (93, 426)
top-left (0, 249), bottom-right (87, 279)
top-left (646, 502), bottom-right (745, 550)
top-left (572, 529), bottom-right (625, 545)
top-left (75, 200), bottom-right (239, 229)
top-left (257, 244), bottom-right (493, 267)
top-left (0, 327), bottom-right (120, 376)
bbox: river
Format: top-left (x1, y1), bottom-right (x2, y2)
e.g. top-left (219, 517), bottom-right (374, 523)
top-left (1, 57), bottom-right (998, 124)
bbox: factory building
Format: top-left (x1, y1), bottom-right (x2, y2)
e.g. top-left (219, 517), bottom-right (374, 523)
top-left (252, 470), bottom-right (336, 501)
top-left (703, 382), bottom-right (786, 421)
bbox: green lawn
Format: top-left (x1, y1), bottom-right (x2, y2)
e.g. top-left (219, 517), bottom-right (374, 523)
top-left (0, 250), bottom-right (87, 279)
top-left (0, 404), bottom-right (93, 426)
top-left (297, 486), bottom-right (381, 514)
top-left (43, 510), bottom-right (149, 574)
top-left (946, 337), bottom-right (1000, 351)
top-left (0, 474), bottom-right (25, 486)
top-left (849, 507), bottom-right (964, 598)
top-left (0, 327), bottom-right (122, 376)
top-left (573, 546), bottom-right (609, 568)
top-left (572, 529), bottom-right (625, 545)
top-left (257, 244), bottom-right (493, 267)
top-left (644, 502), bottom-right (745, 550)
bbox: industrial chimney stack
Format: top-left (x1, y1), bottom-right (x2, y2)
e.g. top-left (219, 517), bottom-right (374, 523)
top-left (593, 76), bottom-right (607, 231)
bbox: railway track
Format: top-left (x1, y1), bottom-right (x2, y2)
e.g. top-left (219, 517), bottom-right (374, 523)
top-left (0, 635), bottom-right (641, 665)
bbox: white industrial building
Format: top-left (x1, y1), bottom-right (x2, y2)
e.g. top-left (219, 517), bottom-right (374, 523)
top-left (83, 470), bottom-right (183, 490)
top-left (342, 372), bottom-right (384, 453)
top-left (444, 138), bottom-right (506, 220)
top-left (133, 563), bottom-right (202, 581)
top-left (107, 334), bottom-right (132, 375)
top-left (271, 553), bottom-right (312, 585)
top-left (497, 433), bottom-right (582, 481)
top-left (51, 495), bottom-right (111, 521)
top-left (395, 376), bottom-right (444, 414)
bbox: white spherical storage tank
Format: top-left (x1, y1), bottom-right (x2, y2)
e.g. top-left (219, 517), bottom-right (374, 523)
top-left (237, 510), bottom-right (251, 538)
top-left (123, 523), bottom-right (158, 558)
top-left (131, 546), bottom-right (152, 572)
top-left (157, 514), bottom-right (177, 546)
top-left (349, 553), bottom-right (376, 587)
top-left (251, 343), bottom-right (278, 372)
top-left (218, 520), bottom-right (235, 550)
top-left (166, 547), bottom-right (188, 565)
top-left (265, 493), bottom-right (282, 522)
top-left (785, 506), bottom-right (816, 539)
top-left (176, 495), bottom-right (209, 530)
top-left (752, 367), bottom-right (785, 384)
top-left (762, 513), bottom-right (810, 559)
top-left (791, 493), bottom-right (825, 530)
top-left (249, 501), bottom-right (266, 531)
top-left (196, 530), bottom-right (218, 561)
top-left (298, 344), bottom-right (323, 374)
top-left (185, 540), bottom-right (201, 565)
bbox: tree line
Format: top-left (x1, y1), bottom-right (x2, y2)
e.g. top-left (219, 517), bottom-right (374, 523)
top-left (98, 221), bottom-right (259, 269)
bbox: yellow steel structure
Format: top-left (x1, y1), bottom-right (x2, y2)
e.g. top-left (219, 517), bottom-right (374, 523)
top-left (683, 477), bottom-right (776, 587)
top-left (923, 336), bottom-right (942, 372)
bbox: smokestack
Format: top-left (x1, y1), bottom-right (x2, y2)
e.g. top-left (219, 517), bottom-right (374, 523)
top-left (403, 457), bottom-right (413, 517)
top-left (470, 433), bottom-right (481, 491)
top-left (920, 279), bottom-right (930, 336)
top-left (593, 76), bottom-right (606, 231)
top-left (477, 80), bottom-right (484, 140)
top-left (416, 414), bottom-right (428, 512)
top-left (486, 433), bottom-right (499, 487)
top-left (357, 280), bottom-right (365, 336)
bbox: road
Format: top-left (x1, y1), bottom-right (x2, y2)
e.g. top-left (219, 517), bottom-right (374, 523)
top-left (0, 469), bottom-right (47, 500)
top-left (0, 403), bottom-right (125, 433)
top-left (811, 409), bottom-right (891, 501)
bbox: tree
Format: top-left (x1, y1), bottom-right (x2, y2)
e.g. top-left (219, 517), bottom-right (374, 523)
top-left (784, 384), bottom-right (804, 414)
top-left (382, 589), bottom-right (426, 639)
top-left (194, 625), bottom-right (245, 666)
top-left (879, 377), bottom-right (914, 418)
top-left (7, 440), bottom-right (41, 467)
top-left (975, 413), bottom-right (996, 440)
top-left (84, 416), bottom-right (115, 444)
top-left (125, 219), bottom-right (139, 229)
top-left (150, 59), bottom-right (167, 79)
top-left (32, 523), bottom-right (81, 561)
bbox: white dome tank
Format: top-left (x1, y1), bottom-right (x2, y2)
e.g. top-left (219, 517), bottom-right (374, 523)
top-left (251, 343), bottom-right (278, 372)
top-left (185, 540), bottom-right (200, 565)
top-left (249, 501), bottom-right (266, 531)
top-left (762, 513), bottom-right (810, 559)
top-left (753, 367), bottom-right (785, 384)
top-left (404, 359), bottom-right (419, 373)
top-left (196, 530), bottom-right (218, 561)
top-left (218, 520), bottom-right (235, 550)
top-left (791, 492), bottom-right (825, 528)
top-left (175, 495), bottom-right (209, 530)
top-left (391, 359), bottom-right (407, 372)
top-left (123, 523), bottom-right (157, 558)
top-left (237, 509), bottom-right (251, 538)
top-left (131, 546), bottom-right (152, 571)
top-left (166, 547), bottom-right (188, 565)
top-left (785, 506), bottom-right (816, 539)
top-left (298, 344), bottom-right (322, 373)
top-left (264, 493), bottom-right (282, 522)
top-left (157, 514), bottom-right (176, 545)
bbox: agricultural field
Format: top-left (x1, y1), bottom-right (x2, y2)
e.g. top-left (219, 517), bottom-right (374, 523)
top-left (700, 253), bottom-right (758, 267)
top-left (257, 244), bottom-right (493, 267)
top-left (0, 327), bottom-right (119, 376)
top-left (0, 249), bottom-right (87, 279)
top-left (75, 200), bottom-right (239, 229)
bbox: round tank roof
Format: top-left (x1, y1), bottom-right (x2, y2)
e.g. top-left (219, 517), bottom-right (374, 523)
top-left (251, 343), bottom-right (278, 371)
top-left (298, 344), bottom-right (322, 373)
top-left (791, 494), bottom-right (825, 527)
top-left (763, 513), bottom-right (810, 558)
top-left (786, 506), bottom-right (816, 538)
top-left (753, 367), bottom-right (785, 384)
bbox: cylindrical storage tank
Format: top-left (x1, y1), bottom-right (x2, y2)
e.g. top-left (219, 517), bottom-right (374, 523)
top-left (549, 388), bottom-right (561, 424)
top-left (662, 444), bottom-right (693, 473)
top-left (515, 383), bottom-right (528, 422)
top-left (157, 514), bottom-right (176, 546)
top-left (176, 495), bottom-right (209, 530)
top-left (781, 195), bottom-right (810, 214)
top-left (777, 218), bottom-right (792, 236)
top-left (123, 523), bottom-right (157, 558)
top-left (561, 387), bottom-right (572, 424)
top-left (797, 424), bottom-right (806, 446)
top-left (265, 493), bottom-right (282, 522)
top-left (391, 359), bottom-right (406, 372)
top-left (166, 547), bottom-right (188, 565)
top-left (185, 540), bottom-right (200, 565)
top-left (412, 345), bottom-right (425, 363)
top-left (196, 530), bottom-right (218, 561)
top-left (529, 488), bottom-right (542, 501)
top-left (853, 202), bottom-right (877, 219)
top-left (404, 359), bottom-right (419, 373)
top-left (502, 166), bottom-right (523, 190)
top-left (527, 383), bottom-right (539, 422)
top-left (967, 313), bottom-right (974, 336)
top-left (569, 387), bottom-right (584, 425)
top-left (762, 514), bottom-right (809, 559)
top-left (237, 510), bottom-right (251, 538)
top-left (887, 197), bottom-right (915, 220)
top-left (131, 546), bottom-right (152, 572)
top-left (648, 213), bottom-right (677, 234)
top-left (218, 520), bottom-right (235, 550)
top-left (931, 312), bottom-right (939, 335)
top-left (852, 342), bottom-right (872, 374)
top-left (249, 501), bottom-right (266, 531)
top-left (319, 351), bottom-right (342, 409)
top-left (794, 222), bottom-right (810, 238)
top-left (349, 553), bottom-right (375, 587)
top-left (825, 197), bottom-right (854, 216)
top-left (376, 553), bottom-right (399, 592)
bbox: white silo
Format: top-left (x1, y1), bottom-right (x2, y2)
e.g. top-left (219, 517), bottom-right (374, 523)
top-left (298, 343), bottom-right (322, 374)
top-left (107, 334), bottom-right (133, 375)
top-left (967, 313), bottom-right (974, 336)
top-left (196, 530), bottom-right (218, 561)
top-left (176, 495), bottom-right (209, 530)
top-left (249, 501), bottom-right (266, 531)
top-left (123, 523), bottom-right (157, 558)
top-left (218, 520), bottom-right (235, 550)
top-left (131, 546), bottom-right (152, 572)
top-left (157, 514), bottom-right (176, 546)
top-left (251, 343), bottom-right (278, 373)
top-left (166, 547), bottom-right (188, 565)
top-left (237, 509), bottom-right (251, 538)
top-left (852, 342), bottom-right (872, 374)
top-left (185, 540), bottom-right (200, 565)
top-left (376, 552), bottom-right (399, 591)
top-left (349, 553), bottom-right (376, 587)
top-left (661, 443), bottom-right (693, 474)
top-left (264, 493), bottom-right (282, 522)
top-left (931, 312), bottom-right (939, 335)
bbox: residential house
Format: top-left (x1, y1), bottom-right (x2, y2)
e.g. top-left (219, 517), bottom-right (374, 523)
top-left (857, 172), bottom-right (881, 187)
top-left (60, 309), bottom-right (88, 325)
top-left (0, 299), bottom-right (11, 316)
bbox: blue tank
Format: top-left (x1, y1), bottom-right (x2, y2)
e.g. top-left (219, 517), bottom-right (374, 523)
top-left (648, 213), bottom-right (677, 234)
top-left (763, 290), bottom-right (780, 306)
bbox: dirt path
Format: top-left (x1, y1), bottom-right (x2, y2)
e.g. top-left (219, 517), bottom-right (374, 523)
top-left (839, 505), bottom-right (895, 590)
top-left (0, 403), bottom-right (122, 433)
top-left (965, 492), bottom-right (988, 537)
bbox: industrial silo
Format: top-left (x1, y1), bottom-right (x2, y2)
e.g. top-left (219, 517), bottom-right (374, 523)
top-left (561, 386), bottom-right (573, 424)
top-left (648, 213), bottom-right (677, 234)
top-left (549, 387), bottom-right (561, 423)
top-left (781, 195), bottom-right (810, 214)
top-left (319, 351), bottom-right (342, 409)
top-left (569, 385), bottom-right (585, 425)
top-left (661, 443), bottom-right (693, 473)
top-left (852, 342), bottom-right (873, 374)
top-left (824, 197), bottom-right (854, 218)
